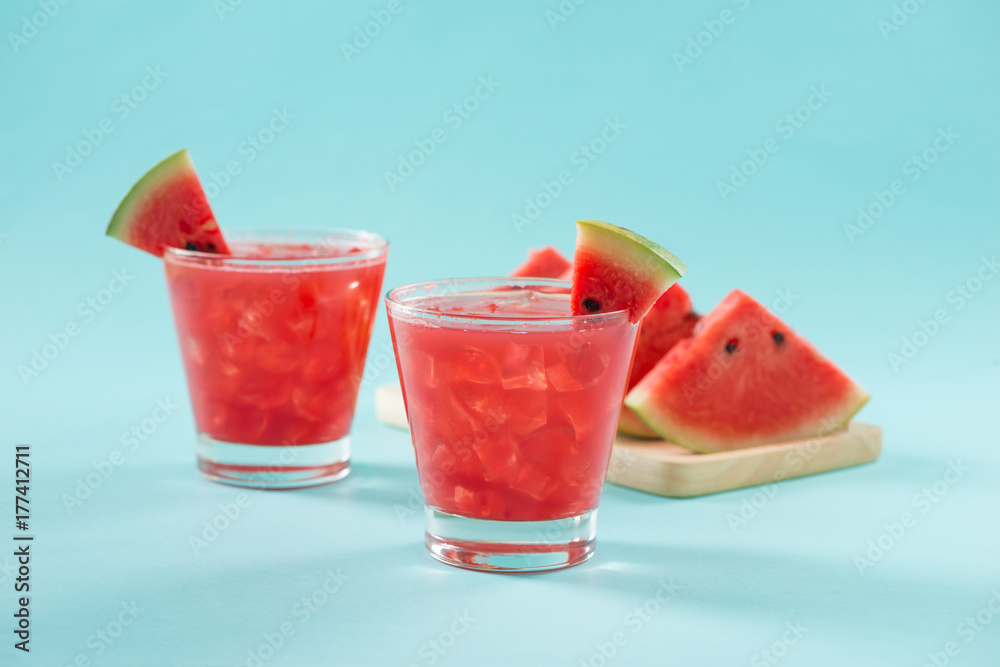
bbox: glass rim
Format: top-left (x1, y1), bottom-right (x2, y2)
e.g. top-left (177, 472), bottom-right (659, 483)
top-left (384, 277), bottom-right (631, 325)
top-left (162, 227), bottom-right (389, 268)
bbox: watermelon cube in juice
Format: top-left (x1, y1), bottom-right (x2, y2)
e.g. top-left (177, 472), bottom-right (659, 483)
top-left (386, 278), bottom-right (638, 572)
top-left (164, 229), bottom-right (388, 488)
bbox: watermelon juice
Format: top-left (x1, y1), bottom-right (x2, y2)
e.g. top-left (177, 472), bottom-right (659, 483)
top-left (386, 278), bottom-right (638, 571)
top-left (163, 229), bottom-right (388, 488)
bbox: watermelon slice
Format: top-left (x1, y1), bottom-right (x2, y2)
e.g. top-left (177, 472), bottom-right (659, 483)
top-left (618, 313), bottom-right (699, 436)
top-left (106, 149), bottom-right (230, 257)
top-left (628, 286), bottom-right (698, 388)
top-left (510, 246), bottom-right (572, 278)
top-left (618, 286), bottom-right (700, 438)
top-left (626, 290), bottom-right (869, 453)
top-left (570, 220), bottom-right (686, 323)
top-left (616, 408), bottom-right (660, 439)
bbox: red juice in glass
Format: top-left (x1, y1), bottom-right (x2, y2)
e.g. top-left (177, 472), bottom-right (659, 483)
top-left (164, 229), bottom-right (388, 488)
top-left (386, 278), bottom-right (638, 571)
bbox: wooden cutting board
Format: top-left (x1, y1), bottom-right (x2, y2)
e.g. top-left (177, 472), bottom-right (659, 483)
top-left (374, 384), bottom-right (881, 498)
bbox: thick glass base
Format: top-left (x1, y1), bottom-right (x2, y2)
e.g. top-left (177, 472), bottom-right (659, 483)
top-left (196, 434), bottom-right (350, 489)
top-left (424, 507), bottom-right (597, 572)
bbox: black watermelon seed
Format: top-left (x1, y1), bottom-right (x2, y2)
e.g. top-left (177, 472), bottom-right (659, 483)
top-left (185, 242), bottom-right (199, 251)
top-left (724, 339), bottom-right (738, 354)
top-left (205, 243), bottom-right (217, 253)
top-left (773, 331), bottom-right (785, 346)
top-left (582, 298), bottom-right (600, 312)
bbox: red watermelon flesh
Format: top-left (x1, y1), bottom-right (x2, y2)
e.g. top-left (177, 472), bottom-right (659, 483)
top-left (628, 287), bottom-right (697, 389)
top-left (618, 286), bottom-right (699, 439)
top-left (106, 149), bottom-right (230, 257)
top-left (510, 246), bottom-right (572, 278)
top-left (570, 220), bottom-right (686, 323)
top-left (626, 290), bottom-right (869, 453)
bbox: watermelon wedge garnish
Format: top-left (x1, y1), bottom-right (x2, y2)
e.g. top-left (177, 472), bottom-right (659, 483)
top-left (106, 149), bottom-right (230, 257)
top-left (569, 220), bottom-right (687, 323)
top-left (625, 290), bottom-right (870, 453)
top-left (510, 246), bottom-right (572, 279)
top-left (508, 243), bottom-right (697, 438)
top-left (515, 222), bottom-right (688, 436)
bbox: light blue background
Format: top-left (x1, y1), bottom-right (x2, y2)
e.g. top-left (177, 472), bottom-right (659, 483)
top-left (1, 1), bottom-right (999, 665)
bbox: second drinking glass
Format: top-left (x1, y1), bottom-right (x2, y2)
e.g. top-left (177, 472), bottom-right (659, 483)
top-left (387, 277), bottom-right (638, 572)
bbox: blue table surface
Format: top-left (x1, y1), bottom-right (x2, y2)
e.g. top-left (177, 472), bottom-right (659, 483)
top-left (2, 1), bottom-right (999, 665)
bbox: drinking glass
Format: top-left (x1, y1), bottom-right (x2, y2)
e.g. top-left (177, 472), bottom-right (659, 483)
top-left (164, 228), bottom-right (388, 488)
top-left (386, 278), bottom-right (638, 571)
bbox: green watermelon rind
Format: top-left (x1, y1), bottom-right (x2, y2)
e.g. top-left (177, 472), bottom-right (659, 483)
top-left (617, 406), bottom-right (661, 439)
top-left (627, 387), bottom-right (870, 454)
top-left (577, 219), bottom-right (687, 285)
top-left (105, 149), bottom-right (195, 242)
